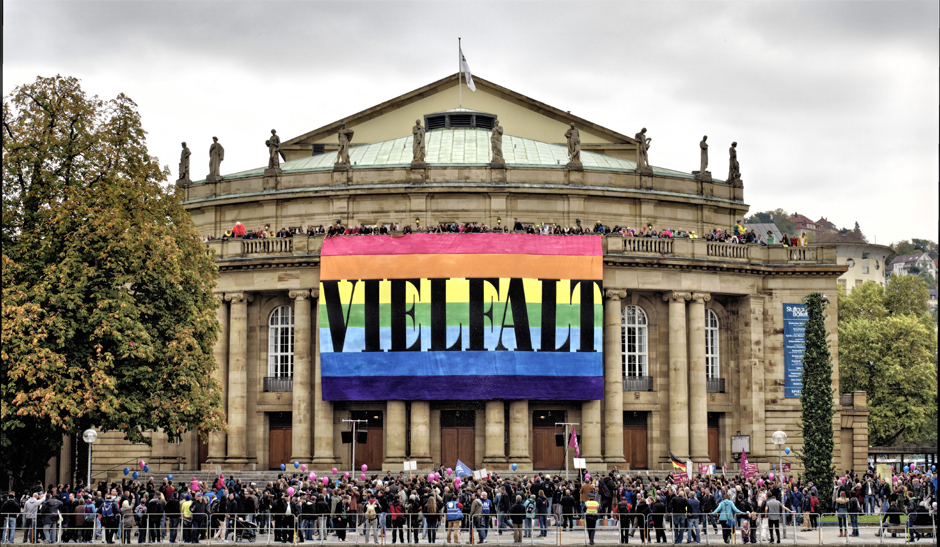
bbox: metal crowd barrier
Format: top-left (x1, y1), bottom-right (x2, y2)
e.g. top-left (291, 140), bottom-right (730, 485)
top-left (1, 510), bottom-right (935, 544)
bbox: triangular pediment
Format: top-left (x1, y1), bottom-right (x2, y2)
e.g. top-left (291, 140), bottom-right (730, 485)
top-left (281, 73), bottom-right (637, 162)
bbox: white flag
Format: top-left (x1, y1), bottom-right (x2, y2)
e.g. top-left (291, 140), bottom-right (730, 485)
top-left (459, 46), bottom-right (476, 92)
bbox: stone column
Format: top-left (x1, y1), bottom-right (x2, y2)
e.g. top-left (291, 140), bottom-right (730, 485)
top-left (582, 401), bottom-right (603, 464)
top-left (290, 290), bottom-right (312, 462)
top-left (225, 292), bottom-right (252, 464)
top-left (483, 400), bottom-right (507, 465)
top-left (688, 292), bottom-right (711, 462)
top-left (508, 400), bottom-right (532, 468)
top-left (738, 295), bottom-right (767, 457)
top-left (312, 290), bottom-right (336, 465)
top-left (663, 291), bottom-right (691, 461)
top-left (207, 293), bottom-right (228, 463)
top-left (385, 401), bottom-right (407, 467)
top-left (410, 401), bottom-right (432, 466)
top-left (604, 289), bottom-right (626, 465)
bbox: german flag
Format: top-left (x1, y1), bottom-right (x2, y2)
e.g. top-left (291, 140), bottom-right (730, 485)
top-left (669, 451), bottom-right (687, 471)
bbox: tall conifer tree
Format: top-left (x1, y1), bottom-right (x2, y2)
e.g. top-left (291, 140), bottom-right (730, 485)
top-left (799, 292), bottom-right (835, 509)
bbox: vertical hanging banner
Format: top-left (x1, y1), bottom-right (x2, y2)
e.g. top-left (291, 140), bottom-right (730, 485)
top-left (318, 233), bottom-right (603, 401)
top-left (783, 303), bottom-right (808, 398)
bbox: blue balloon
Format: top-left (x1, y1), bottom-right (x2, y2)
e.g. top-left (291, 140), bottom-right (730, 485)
top-left (143, 465), bottom-right (150, 472)
top-left (294, 461), bottom-right (300, 469)
top-left (932, 465), bottom-right (936, 471)
top-left (123, 468), bottom-right (130, 476)
top-left (903, 466), bottom-right (910, 473)
top-left (168, 474), bottom-right (173, 480)
top-left (280, 463), bottom-right (286, 471)
top-left (511, 463), bottom-right (518, 471)
top-left (784, 447), bottom-right (790, 455)
top-left (132, 472), bottom-right (139, 479)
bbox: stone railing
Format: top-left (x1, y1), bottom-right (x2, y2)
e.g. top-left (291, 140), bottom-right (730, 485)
top-left (706, 378), bottom-right (726, 393)
top-left (623, 376), bottom-right (654, 392)
top-left (263, 376), bottom-right (293, 392)
top-left (244, 238), bottom-right (293, 254)
top-left (205, 234), bottom-right (838, 266)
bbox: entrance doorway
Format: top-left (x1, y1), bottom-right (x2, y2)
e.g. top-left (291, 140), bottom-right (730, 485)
top-left (707, 413), bottom-right (721, 464)
top-left (198, 438), bottom-right (209, 466)
top-left (532, 411), bottom-right (567, 470)
top-left (350, 410), bottom-right (384, 471)
top-left (623, 411), bottom-right (649, 469)
top-left (269, 412), bottom-right (292, 469)
top-left (441, 410), bottom-right (476, 470)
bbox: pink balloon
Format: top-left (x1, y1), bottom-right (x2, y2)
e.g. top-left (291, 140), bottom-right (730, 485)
top-left (308, 472), bottom-right (315, 481)
top-left (585, 473), bottom-right (591, 480)
top-left (758, 479), bottom-right (764, 486)
top-left (360, 473), bottom-right (366, 480)
top-left (344, 472), bottom-right (350, 479)
top-left (454, 478), bottom-right (461, 487)
top-left (332, 468), bottom-right (338, 475)
top-left (434, 473), bottom-right (441, 480)
top-left (428, 474), bottom-right (434, 481)
top-left (361, 464), bottom-right (368, 472)
top-left (893, 476), bottom-right (898, 482)
top-left (139, 461), bottom-right (145, 469)
top-left (839, 477), bottom-right (845, 483)
top-left (286, 487), bottom-right (294, 496)
top-left (322, 477), bottom-right (328, 485)
top-left (768, 473), bottom-right (775, 480)
top-left (301, 464), bottom-right (307, 472)
top-left (446, 468), bottom-right (453, 476)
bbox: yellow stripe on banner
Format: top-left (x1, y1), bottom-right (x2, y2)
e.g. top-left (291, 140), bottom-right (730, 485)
top-left (332, 278), bottom-right (602, 305)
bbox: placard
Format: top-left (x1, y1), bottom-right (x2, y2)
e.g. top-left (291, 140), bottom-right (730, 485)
top-left (783, 303), bottom-right (808, 398)
top-left (781, 463), bottom-right (791, 473)
top-left (672, 472), bottom-right (690, 484)
top-left (403, 460), bottom-right (417, 471)
top-left (573, 458), bottom-right (586, 469)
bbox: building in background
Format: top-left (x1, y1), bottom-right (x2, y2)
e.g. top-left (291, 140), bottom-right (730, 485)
top-left (887, 252), bottom-right (937, 279)
top-left (834, 243), bottom-right (893, 296)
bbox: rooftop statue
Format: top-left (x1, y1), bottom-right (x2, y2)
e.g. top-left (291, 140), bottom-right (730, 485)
top-left (177, 142), bottom-right (191, 183)
top-left (412, 119), bottom-right (426, 164)
top-left (565, 123), bottom-right (581, 164)
top-left (700, 135), bottom-right (708, 173)
top-left (336, 123), bottom-right (355, 166)
top-left (208, 136), bottom-right (224, 181)
top-left (728, 141), bottom-right (741, 183)
top-left (491, 119), bottom-right (504, 164)
top-left (266, 129), bottom-right (281, 171)
top-left (636, 127), bottom-right (651, 172)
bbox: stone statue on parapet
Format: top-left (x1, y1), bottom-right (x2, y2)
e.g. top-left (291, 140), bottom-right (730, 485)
top-left (693, 135), bottom-right (712, 181)
top-left (565, 122), bottom-right (581, 166)
top-left (412, 119), bottom-right (426, 165)
top-left (728, 141), bottom-right (742, 184)
top-left (176, 142), bottom-right (192, 186)
top-left (207, 136), bottom-right (224, 182)
top-left (635, 127), bottom-right (652, 173)
top-left (266, 129), bottom-right (281, 173)
top-left (336, 123), bottom-right (355, 168)
top-left (491, 119), bottom-right (504, 166)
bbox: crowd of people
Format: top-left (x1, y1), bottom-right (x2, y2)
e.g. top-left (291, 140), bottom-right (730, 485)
top-left (202, 218), bottom-right (814, 247)
top-left (1, 465), bottom-right (935, 545)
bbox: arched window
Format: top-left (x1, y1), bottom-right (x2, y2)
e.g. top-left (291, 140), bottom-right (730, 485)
top-left (269, 306), bottom-right (294, 377)
top-left (705, 309), bottom-right (720, 378)
top-left (622, 305), bottom-right (648, 377)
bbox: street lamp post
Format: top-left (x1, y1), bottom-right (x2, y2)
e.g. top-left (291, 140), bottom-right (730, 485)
top-left (772, 430), bottom-right (788, 475)
top-left (82, 428), bottom-right (98, 490)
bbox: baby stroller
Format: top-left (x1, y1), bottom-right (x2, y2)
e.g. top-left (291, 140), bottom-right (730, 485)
top-left (235, 518), bottom-right (259, 542)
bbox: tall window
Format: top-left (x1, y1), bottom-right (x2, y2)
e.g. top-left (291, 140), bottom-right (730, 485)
top-left (622, 306), bottom-right (648, 377)
top-left (837, 279), bottom-right (847, 296)
top-left (705, 309), bottom-right (720, 379)
top-left (269, 306), bottom-right (294, 377)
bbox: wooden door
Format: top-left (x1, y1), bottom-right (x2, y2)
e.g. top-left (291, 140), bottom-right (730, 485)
top-left (441, 426), bottom-right (475, 470)
top-left (532, 427), bottom-right (565, 470)
top-left (708, 427), bottom-right (720, 464)
top-left (198, 438), bottom-right (209, 466)
top-left (623, 426), bottom-right (648, 469)
top-left (269, 427), bottom-right (292, 469)
top-left (354, 427), bottom-right (384, 472)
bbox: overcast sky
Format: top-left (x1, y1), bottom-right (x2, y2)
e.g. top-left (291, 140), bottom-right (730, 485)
top-left (4, 0), bottom-right (938, 245)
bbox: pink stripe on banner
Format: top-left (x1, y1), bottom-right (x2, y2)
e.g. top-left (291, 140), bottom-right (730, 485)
top-left (321, 233), bottom-right (601, 257)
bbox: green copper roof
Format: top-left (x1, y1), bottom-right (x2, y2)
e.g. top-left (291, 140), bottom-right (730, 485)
top-left (200, 128), bottom-right (717, 183)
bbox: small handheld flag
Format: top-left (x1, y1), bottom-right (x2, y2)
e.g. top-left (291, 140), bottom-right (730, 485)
top-left (569, 427), bottom-right (580, 458)
top-left (455, 460), bottom-right (472, 478)
top-left (669, 451), bottom-right (687, 471)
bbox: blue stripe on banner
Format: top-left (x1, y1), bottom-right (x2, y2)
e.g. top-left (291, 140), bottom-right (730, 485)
top-left (321, 375), bottom-right (604, 401)
top-left (321, 351), bottom-right (602, 378)
top-left (318, 327), bottom-right (602, 353)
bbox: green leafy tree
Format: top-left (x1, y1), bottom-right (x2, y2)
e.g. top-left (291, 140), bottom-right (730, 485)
top-left (885, 274), bottom-right (930, 317)
top-left (2, 75), bottom-right (225, 490)
top-left (799, 293), bottom-right (835, 508)
top-left (838, 280), bottom-right (887, 322)
top-left (744, 208), bottom-right (796, 235)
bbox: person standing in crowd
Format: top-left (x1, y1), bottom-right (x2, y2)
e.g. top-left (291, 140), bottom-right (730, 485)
top-left (584, 493), bottom-right (600, 545)
top-left (650, 495), bottom-right (667, 544)
top-left (764, 492), bottom-right (790, 544)
top-left (561, 489), bottom-right (577, 530)
top-left (1, 492), bottom-right (20, 544)
top-left (444, 493), bottom-right (463, 544)
top-left (687, 487), bottom-right (702, 543)
top-left (509, 496), bottom-right (525, 544)
top-left (616, 493), bottom-right (632, 544)
top-left (712, 492), bottom-right (743, 545)
top-left (120, 499), bottom-right (135, 544)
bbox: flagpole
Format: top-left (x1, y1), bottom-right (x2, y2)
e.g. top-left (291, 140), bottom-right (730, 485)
top-left (458, 37), bottom-right (462, 108)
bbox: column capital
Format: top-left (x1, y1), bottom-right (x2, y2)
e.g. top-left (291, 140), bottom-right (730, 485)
top-left (662, 291), bottom-right (692, 303)
top-left (289, 289), bottom-right (311, 300)
top-left (213, 292), bottom-right (225, 302)
top-left (311, 288), bottom-right (320, 299)
top-left (690, 292), bottom-right (712, 304)
top-left (225, 292), bottom-right (253, 303)
top-left (604, 288), bottom-right (627, 301)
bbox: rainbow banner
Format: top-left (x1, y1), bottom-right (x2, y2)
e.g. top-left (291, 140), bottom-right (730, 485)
top-left (318, 233), bottom-right (604, 401)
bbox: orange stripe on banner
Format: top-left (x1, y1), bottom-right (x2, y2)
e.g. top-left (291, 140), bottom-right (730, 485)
top-left (321, 254), bottom-right (603, 281)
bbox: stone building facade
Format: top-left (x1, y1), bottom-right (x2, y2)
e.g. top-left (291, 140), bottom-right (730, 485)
top-left (75, 75), bottom-right (869, 481)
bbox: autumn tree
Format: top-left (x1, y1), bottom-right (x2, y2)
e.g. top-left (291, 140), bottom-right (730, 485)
top-left (838, 279), bottom-right (937, 446)
top-left (2, 75), bottom-right (225, 490)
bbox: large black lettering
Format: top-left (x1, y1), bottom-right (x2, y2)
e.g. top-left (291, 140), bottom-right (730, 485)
top-left (571, 279), bottom-right (602, 353)
top-left (321, 279), bottom-right (359, 353)
top-left (430, 278), bottom-right (462, 351)
top-left (538, 279), bottom-right (570, 352)
top-left (363, 280), bottom-right (382, 352)
top-left (495, 278), bottom-right (533, 351)
top-left (391, 278), bottom-right (422, 351)
top-left (468, 278), bottom-right (498, 351)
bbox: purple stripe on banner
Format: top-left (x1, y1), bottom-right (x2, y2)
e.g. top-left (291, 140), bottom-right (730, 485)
top-left (321, 375), bottom-right (603, 401)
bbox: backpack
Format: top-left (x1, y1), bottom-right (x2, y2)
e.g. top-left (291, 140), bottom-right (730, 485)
top-left (524, 499), bottom-right (535, 516)
top-left (364, 502), bottom-right (377, 520)
top-left (85, 504), bottom-right (97, 522)
top-left (599, 479), bottom-right (612, 498)
top-left (848, 497), bottom-right (860, 513)
top-left (390, 504), bottom-right (403, 522)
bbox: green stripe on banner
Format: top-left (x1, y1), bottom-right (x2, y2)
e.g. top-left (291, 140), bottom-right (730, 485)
top-left (318, 302), bottom-right (603, 328)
